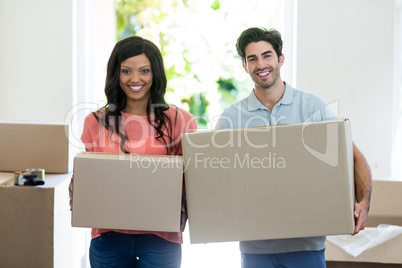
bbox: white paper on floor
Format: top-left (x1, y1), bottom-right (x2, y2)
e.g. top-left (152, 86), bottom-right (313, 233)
top-left (327, 224), bottom-right (402, 257)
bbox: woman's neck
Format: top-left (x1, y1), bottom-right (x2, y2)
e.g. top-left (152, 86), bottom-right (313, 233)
top-left (122, 98), bottom-right (149, 116)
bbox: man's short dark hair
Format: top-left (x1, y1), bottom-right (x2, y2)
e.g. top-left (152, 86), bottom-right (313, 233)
top-left (236, 27), bottom-right (283, 64)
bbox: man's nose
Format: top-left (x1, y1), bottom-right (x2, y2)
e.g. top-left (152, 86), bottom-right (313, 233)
top-left (256, 58), bottom-right (265, 69)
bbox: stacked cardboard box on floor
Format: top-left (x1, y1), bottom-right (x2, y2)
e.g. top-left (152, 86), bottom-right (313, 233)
top-left (182, 118), bottom-right (356, 243)
top-left (0, 121), bottom-right (74, 173)
top-left (0, 122), bottom-right (76, 267)
top-left (0, 172), bottom-right (73, 268)
top-left (326, 180), bottom-right (402, 268)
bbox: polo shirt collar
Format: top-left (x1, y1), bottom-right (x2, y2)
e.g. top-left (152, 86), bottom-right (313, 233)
top-left (278, 82), bottom-right (294, 105)
top-left (247, 82), bottom-right (294, 111)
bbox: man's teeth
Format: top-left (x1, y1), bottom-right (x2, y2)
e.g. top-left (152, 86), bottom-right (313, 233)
top-left (258, 72), bottom-right (270, 76)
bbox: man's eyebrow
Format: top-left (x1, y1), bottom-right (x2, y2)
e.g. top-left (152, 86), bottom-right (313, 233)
top-left (246, 54), bottom-right (257, 61)
top-left (246, 50), bottom-right (273, 61)
top-left (261, 50), bottom-right (273, 56)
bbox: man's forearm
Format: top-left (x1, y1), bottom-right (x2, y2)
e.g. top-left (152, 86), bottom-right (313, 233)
top-left (353, 143), bottom-right (372, 209)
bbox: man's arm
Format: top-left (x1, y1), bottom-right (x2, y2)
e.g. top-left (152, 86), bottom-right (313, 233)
top-left (353, 143), bottom-right (372, 235)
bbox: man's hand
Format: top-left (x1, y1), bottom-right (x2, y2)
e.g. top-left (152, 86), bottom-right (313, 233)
top-left (354, 201), bottom-right (369, 234)
top-left (353, 143), bottom-right (372, 235)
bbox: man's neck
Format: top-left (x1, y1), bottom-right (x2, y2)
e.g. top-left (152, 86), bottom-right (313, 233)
top-left (254, 80), bottom-right (286, 111)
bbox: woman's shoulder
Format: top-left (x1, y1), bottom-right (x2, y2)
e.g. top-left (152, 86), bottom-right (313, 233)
top-left (166, 105), bottom-right (195, 121)
top-left (83, 110), bottom-right (101, 128)
top-left (165, 105), bottom-right (197, 132)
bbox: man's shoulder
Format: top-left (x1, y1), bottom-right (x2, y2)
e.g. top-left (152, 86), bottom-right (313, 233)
top-left (215, 96), bottom-right (249, 130)
top-left (286, 85), bottom-right (336, 120)
top-left (291, 86), bottom-right (320, 99)
top-left (289, 86), bottom-right (325, 106)
top-left (222, 96), bottom-right (249, 115)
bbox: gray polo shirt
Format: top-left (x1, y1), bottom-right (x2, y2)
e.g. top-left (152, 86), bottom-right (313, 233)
top-left (215, 82), bottom-right (337, 254)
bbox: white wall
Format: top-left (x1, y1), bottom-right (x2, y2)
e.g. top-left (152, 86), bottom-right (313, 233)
top-left (296, 0), bottom-right (396, 180)
top-left (0, 0), bottom-right (115, 121)
top-left (0, 1), bottom-right (115, 267)
top-left (0, 0), bottom-right (74, 121)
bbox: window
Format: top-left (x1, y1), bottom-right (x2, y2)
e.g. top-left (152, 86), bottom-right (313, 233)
top-left (115, 0), bottom-right (293, 130)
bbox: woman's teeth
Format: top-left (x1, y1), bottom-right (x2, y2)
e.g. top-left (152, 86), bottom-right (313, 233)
top-left (129, 85), bottom-right (143, 91)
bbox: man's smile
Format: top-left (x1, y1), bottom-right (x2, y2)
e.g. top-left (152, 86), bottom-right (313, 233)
top-left (256, 70), bottom-right (271, 78)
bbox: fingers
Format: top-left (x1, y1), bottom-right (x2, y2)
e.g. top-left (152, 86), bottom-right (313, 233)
top-left (353, 203), bottom-right (367, 235)
top-left (69, 175), bottom-right (74, 211)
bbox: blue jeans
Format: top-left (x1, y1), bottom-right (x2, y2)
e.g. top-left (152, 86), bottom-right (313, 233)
top-left (89, 232), bottom-right (182, 268)
top-left (241, 249), bottom-right (326, 268)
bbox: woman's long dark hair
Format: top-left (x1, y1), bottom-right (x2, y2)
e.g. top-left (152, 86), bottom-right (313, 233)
top-left (94, 36), bottom-right (176, 154)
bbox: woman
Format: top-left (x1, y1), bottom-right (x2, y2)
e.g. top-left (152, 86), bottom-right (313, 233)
top-left (70, 36), bottom-right (197, 268)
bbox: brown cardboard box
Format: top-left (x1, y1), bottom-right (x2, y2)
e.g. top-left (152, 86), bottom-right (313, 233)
top-left (0, 121), bottom-right (73, 173)
top-left (182, 118), bottom-right (355, 243)
top-left (326, 180), bottom-right (402, 267)
top-left (72, 152), bottom-right (184, 232)
top-left (0, 172), bottom-right (73, 268)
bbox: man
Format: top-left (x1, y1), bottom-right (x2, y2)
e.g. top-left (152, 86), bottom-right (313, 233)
top-left (215, 27), bottom-right (372, 268)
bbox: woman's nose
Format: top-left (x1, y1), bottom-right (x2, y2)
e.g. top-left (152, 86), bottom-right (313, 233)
top-left (130, 73), bottom-right (140, 83)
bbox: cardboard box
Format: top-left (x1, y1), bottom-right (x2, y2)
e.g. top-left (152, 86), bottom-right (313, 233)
top-left (72, 152), bottom-right (184, 232)
top-left (326, 262), bottom-right (402, 268)
top-left (182, 118), bottom-right (355, 243)
top-left (0, 172), bottom-right (73, 268)
top-left (0, 121), bottom-right (74, 173)
top-left (326, 180), bottom-right (402, 267)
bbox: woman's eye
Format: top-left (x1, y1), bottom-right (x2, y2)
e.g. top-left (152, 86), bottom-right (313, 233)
top-left (141, 69), bottom-right (150, 74)
top-left (121, 69), bottom-right (130, 74)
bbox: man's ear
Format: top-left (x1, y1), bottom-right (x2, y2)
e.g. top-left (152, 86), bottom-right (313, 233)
top-left (279, 54), bottom-right (285, 67)
top-left (242, 62), bottom-right (249, 74)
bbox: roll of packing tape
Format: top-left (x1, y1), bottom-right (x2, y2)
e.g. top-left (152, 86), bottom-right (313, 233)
top-left (25, 169), bottom-right (45, 180)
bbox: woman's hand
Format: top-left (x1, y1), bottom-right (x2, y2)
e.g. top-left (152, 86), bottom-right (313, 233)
top-left (180, 198), bottom-right (188, 233)
top-left (69, 175), bottom-right (74, 211)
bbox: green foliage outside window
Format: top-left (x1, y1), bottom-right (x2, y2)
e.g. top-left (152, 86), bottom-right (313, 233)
top-left (115, 0), bottom-right (256, 129)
